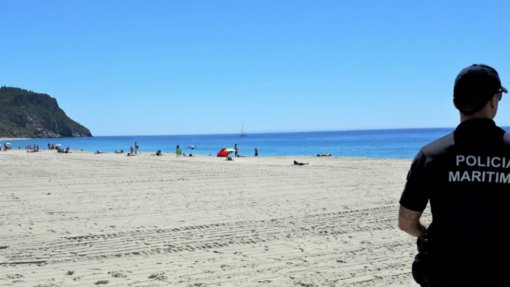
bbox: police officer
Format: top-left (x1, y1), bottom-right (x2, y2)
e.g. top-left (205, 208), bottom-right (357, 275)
top-left (398, 64), bottom-right (509, 286)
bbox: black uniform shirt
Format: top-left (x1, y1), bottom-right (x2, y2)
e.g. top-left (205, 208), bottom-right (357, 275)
top-left (400, 118), bottom-right (510, 260)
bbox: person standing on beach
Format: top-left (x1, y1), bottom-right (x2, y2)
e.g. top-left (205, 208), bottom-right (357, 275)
top-left (234, 143), bottom-right (238, 157)
top-left (398, 64), bottom-right (509, 286)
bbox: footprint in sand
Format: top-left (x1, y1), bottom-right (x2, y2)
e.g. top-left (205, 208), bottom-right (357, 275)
top-left (6, 274), bottom-right (24, 279)
top-left (148, 272), bottom-right (167, 281)
top-left (108, 271), bottom-right (127, 278)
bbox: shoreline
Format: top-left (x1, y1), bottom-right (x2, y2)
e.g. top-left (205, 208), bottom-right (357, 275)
top-left (0, 130), bottom-right (438, 159)
top-left (0, 137), bottom-right (30, 141)
top-left (0, 148), bottom-right (411, 160)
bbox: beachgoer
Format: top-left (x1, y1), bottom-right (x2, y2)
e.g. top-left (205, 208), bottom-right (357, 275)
top-left (316, 153), bottom-right (332, 157)
top-left (293, 160), bottom-right (308, 166)
top-left (134, 142), bottom-right (139, 154)
top-left (234, 144), bottom-right (238, 157)
top-left (155, 149), bottom-right (162, 156)
top-left (176, 145), bottom-right (182, 156)
top-left (254, 148), bottom-right (258, 157)
top-left (398, 64), bottom-right (509, 286)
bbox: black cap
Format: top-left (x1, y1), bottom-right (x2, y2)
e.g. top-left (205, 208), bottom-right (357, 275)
top-left (453, 64), bottom-right (507, 115)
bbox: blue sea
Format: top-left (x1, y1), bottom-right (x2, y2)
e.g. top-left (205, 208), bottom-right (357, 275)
top-left (1, 128), bottom-right (464, 159)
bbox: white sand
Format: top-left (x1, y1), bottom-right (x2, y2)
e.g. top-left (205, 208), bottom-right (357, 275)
top-left (0, 150), bottom-right (419, 286)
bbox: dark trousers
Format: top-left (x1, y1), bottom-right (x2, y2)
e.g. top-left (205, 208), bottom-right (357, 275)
top-left (426, 260), bottom-right (510, 287)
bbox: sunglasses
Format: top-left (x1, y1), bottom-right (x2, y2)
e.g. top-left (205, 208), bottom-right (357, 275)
top-left (497, 87), bottom-right (507, 101)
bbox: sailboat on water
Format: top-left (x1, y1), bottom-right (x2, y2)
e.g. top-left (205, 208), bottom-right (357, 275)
top-left (240, 126), bottom-right (247, 137)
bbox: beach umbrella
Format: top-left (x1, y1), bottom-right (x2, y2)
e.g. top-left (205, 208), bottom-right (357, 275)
top-left (217, 148), bottom-right (230, 157)
top-left (224, 148), bottom-right (236, 153)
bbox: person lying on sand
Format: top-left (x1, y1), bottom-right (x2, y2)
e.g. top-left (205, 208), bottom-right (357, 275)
top-left (316, 153), bottom-right (332, 157)
top-left (294, 160), bottom-right (309, 166)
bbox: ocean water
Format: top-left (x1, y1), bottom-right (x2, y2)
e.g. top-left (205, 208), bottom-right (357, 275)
top-left (1, 128), bottom-right (460, 159)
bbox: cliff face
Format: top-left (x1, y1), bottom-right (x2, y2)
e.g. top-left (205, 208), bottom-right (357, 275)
top-left (0, 87), bottom-right (92, 138)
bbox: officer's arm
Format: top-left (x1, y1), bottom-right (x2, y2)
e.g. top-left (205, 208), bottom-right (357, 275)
top-left (398, 205), bottom-right (427, 237)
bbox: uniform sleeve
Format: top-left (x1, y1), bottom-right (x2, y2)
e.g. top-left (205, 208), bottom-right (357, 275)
top-left (399, 150), bottom-right (429, 212)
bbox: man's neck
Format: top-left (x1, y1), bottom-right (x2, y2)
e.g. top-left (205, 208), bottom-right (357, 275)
top-left (460, 114), bottom-right (493, 122)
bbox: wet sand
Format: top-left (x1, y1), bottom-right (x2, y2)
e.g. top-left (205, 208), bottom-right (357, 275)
top-left (0, 150), bottom-right (419, 286)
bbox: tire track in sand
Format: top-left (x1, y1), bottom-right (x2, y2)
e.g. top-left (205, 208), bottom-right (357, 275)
top-left (1, 204), bottom-right (401, 265)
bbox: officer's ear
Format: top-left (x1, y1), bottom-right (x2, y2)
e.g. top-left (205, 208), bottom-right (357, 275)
top-left (489, 93), bottom-right (501, 109)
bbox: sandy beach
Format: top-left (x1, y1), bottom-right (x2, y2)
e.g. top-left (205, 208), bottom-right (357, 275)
top-left (0, 150), bottom-right (421, 286)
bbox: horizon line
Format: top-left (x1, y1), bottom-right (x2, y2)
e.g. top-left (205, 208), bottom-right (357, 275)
top-left (90, 126), bottom-right (459, 138)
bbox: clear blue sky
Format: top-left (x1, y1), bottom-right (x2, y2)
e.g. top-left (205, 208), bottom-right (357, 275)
top-left (2, 0), bottom-right (510, 136)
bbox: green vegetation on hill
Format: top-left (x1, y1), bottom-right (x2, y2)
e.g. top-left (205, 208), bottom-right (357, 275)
top-left (0, 87), bottom-right (92, 138)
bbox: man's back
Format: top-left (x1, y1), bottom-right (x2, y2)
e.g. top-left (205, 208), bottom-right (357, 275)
top-left (403, 120), bottom-right (510, 286)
